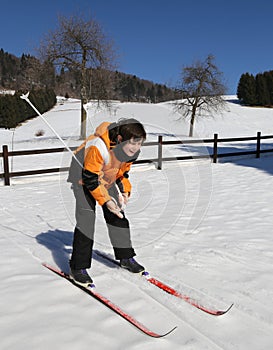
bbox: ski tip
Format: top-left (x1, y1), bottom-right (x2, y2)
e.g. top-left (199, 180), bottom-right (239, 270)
top-left (216, 303), bottom-right (234, 316)
top-left (225, 303), bottom-right (234, 313)
top-left (159, 325), bottom-right (178, 338)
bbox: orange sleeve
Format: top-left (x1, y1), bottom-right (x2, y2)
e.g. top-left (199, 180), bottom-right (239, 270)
top-left (117, 162), bottom-right (132, 195)
top-left (90, 185), bottom-right (112, 206)
top-left (121, 178), bottom-right (132, 195)
top-left (84, 146), bottom-right (111, 205)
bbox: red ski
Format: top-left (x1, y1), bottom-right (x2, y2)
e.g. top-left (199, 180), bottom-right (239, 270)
top-left (94, 250), bottom-right (233, 316)
top-left (42, 263), bottom-right (177, 338)
top-left (145, 277), bottom-right (233, 316)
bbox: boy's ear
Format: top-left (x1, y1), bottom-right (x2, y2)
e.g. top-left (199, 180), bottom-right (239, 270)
top-left (117, 135), bottom-right (123, 143)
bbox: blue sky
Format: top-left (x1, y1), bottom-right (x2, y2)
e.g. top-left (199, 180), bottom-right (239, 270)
top-left (1, 0), bottom-right (273, 94)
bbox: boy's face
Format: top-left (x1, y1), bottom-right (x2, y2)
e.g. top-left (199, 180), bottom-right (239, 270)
top-left (122, 138), bottom-right (143, 157)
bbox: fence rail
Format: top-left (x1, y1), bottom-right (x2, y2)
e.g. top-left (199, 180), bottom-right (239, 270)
top-left (1, 132), bottom-right (273, 186)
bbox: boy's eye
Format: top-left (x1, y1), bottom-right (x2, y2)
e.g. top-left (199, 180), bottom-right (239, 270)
top-left (129, 138), bottom-right (143, 145)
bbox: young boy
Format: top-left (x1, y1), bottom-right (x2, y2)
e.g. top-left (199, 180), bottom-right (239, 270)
top-left (67, 118), bottom-right (146, 286)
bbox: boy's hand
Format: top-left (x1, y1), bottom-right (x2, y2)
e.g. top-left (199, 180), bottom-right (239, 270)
top-left (118, 192), bottom-right (129, 210)
top-left (106, 198), bottom-right (124, 218)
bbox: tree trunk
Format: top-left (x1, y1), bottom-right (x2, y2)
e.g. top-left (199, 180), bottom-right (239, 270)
top-left (80, 49), bottom-right (88, 140)
top-left (80, 98), bottom-right (87, 140)
top-left (189, 115), bottom-right (194, 137)
top-left (189, 104), bottom-right (197, 137)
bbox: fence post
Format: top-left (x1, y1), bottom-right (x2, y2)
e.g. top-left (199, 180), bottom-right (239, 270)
top-left (157, 135), bottom-right (163, 170)
top-left (256, 131), bottom-right (261, 158)
top-left (3, 145), bottom-right (10, 186)
top-left (213, 134), bottom-right (218, 163)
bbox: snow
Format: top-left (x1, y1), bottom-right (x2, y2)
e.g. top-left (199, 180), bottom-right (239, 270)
top-left (1, 96), bottom-right (273, 349)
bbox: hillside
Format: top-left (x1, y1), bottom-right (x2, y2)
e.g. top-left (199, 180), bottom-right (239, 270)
top-left (0, 48), bottom-right (176, 103)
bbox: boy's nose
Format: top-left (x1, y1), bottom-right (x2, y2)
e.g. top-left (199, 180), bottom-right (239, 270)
top-left (133, 145), bottom-right (141, 152)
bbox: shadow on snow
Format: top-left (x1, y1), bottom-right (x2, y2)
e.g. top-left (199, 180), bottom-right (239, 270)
top-left (36, 229), bottom-right (118, 273)
top-left (174, 142), bottom-right (273, 176)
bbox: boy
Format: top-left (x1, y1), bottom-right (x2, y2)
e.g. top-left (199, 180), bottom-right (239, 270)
top-left (67, 118), bottom-right (146, 286)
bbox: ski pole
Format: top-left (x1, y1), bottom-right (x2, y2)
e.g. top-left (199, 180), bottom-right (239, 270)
top-left (20, 92), bottom-right (82, 167)
top-left (115, 183), bottom-right (126, 211)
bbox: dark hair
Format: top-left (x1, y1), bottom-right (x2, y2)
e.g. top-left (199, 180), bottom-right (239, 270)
top-left (108, 118), bottom-right (146, 143)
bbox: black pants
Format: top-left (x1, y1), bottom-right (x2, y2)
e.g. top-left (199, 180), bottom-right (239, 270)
top-left (70, 184), bottom-right (136, 269)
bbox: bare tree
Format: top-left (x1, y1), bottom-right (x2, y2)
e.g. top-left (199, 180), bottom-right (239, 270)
top-left (174, 54), bottom-right (227, 137)
top-left (38, 13), bottom-right (116, 139)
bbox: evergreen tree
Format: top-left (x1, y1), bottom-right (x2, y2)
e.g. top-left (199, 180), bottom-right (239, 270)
top-left (256, 73), bottom-right (270, 106)
top-left (0, 89), bottom-right (56, 129)
top-left (237, 73), bottom-right (257, 105)
top-left (264, 71), bottom-right (273, 105)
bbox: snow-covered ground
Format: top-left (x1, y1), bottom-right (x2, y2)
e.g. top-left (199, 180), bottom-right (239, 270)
top-left (1, 96), bottom-right (273, 349)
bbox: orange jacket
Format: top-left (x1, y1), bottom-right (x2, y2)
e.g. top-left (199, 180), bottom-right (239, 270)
top-left (75, 122), bottom-right (134, 206)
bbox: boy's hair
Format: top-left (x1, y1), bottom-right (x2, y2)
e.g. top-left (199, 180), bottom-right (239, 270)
top-left (109, 118), bottom-right (146, 143)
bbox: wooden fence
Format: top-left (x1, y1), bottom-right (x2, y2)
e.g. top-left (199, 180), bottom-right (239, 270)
top-left (1, 132), bottom-right (273, 186)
